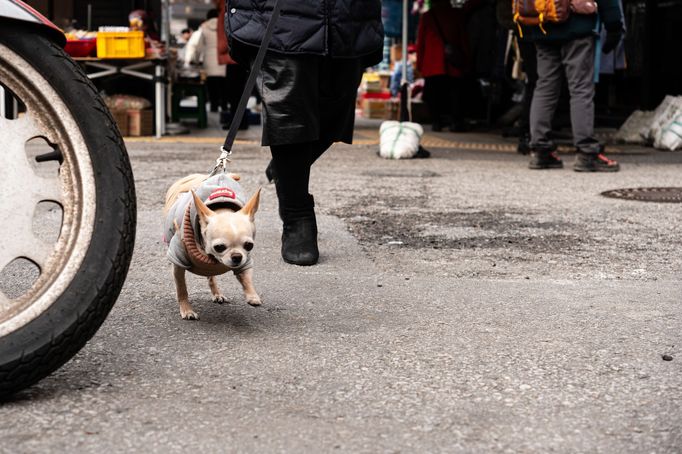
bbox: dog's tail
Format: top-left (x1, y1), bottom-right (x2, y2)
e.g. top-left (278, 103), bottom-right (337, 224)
top-left (164, 174), bottom-right (207, 214)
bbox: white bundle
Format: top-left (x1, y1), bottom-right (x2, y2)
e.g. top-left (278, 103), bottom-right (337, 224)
top-left (379, 121), bottom-right (424, 159)
top-left (613, 110), bottom-right (653, 144)
top-left (649, 96), bottom-right (682, 148)
top-left (657, 115), bottom-right (682, 151)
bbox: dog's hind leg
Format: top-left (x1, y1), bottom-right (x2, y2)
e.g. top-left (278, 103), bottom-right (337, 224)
top-left (236, 268), bottom-right (261, 307)
top-left (173, 264), bottom-right (198, 320)
top-left (208, 276), bottom-right (228, 304)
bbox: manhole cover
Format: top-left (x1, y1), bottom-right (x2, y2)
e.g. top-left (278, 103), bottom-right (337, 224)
top-left (601, 187), bottom-right (682, 203)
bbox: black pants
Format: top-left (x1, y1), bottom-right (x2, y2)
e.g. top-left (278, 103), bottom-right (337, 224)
top-left (205, 76), bottom-right (227, 112)
top-left (270, 140), bottom-right (332, 220)
top-left (423, 75), bottom-right (464, 126)
top-left (518, 39), bottom-right (538, 135)
top-left (225, 63), bottom-right (249, 115)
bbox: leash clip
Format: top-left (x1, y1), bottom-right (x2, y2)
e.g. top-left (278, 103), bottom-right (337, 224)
top-left (210, 146), bottom-right (233, 176)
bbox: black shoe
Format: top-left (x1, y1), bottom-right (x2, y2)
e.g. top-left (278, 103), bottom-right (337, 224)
top-left (431, 121), bottom-right (443, 132)
top-left (413, 146), bottom-right (431, 159)
top-left (573, 152), bottom-right (620, 172)
top-left (281, 217), bottom-right (319, 266)
top-left (529, 150), bottom-right (563, 169)
top-left (517, 133), bottom-right (531, 155)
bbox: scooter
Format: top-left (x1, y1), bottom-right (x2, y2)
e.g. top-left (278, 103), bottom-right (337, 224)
top-left (0, 0), bottom-right (136, 398)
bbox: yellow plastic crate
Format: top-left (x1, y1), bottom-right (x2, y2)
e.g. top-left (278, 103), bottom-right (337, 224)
top-left (96, 31), bottom-right (145, 59)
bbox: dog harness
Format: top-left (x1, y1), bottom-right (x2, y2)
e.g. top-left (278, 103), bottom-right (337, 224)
top-left (164, 173), bottom-right (253, 276)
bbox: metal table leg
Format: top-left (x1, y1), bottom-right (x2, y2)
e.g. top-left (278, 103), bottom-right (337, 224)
top-left (154, 62), bottom-right (166, 138)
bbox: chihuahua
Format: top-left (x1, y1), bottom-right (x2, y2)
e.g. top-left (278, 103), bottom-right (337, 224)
top-left (163, 173), bottom-right (261, 320)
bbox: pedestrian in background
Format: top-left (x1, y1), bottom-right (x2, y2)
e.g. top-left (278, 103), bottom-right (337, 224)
top-left (185, 9), bottom-right (227, 113)
top-left (416, 0), bottom-right (470, 132)
top-left (175, 28), bottom-right (192, 61)
top-left (496, 0), bottom-right (537, 154)
top-left (390, 44), bottom-right (417, 98)
top-left (521, 0), bottom-right (624, 171)
top-left (226, 0), bottom-right (384, 266)
top-left (217, 1), bottom-right (250, 130)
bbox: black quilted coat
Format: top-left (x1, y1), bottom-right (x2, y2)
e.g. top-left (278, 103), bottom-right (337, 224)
top-left (225, 0), bottom-right (384, 63)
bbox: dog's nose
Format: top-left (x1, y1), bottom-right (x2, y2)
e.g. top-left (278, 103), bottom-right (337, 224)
top-left (231, 253), bottom-right (243, 265)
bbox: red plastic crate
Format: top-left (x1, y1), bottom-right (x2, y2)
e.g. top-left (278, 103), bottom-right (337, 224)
top-left (64, 39), bottom-right (97, 58)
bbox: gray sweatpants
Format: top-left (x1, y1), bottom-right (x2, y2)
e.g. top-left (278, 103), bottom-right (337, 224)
top-left (530, 35), bottom-right (601, 154)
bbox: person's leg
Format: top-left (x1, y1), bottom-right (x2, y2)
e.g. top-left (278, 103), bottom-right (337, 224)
top-left (517, 39), bottom-right (537, 154)
top-left (561, 36), bottom-right (598, 152)
top-left (205, 76), bottom-right (220, 112)
top-left (264, 138), bottom-right (332, 183)
top-left (224, 64), bottom-right (250, 129)
top-left (448, 76), bottom-right (471, 132)
top-left (423, 75), bottom-right (446, 131)
top-left (217, 75), bottom-right (228, 112)
top-left (561, 36), bottom-right (619, 172)
top-left (529, 41), bottom-right (564, 169)
top-left (270, 142), bottom-right (319, 265)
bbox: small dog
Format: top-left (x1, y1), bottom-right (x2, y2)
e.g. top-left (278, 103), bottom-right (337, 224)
top-left (163, 172), bottom-right (261, 320)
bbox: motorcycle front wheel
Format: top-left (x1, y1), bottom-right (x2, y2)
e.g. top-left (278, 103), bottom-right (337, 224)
top-left (0, 24), bottom-right (136, 398)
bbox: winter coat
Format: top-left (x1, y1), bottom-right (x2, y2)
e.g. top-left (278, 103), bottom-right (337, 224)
top-left (225, 0), bottom-right (384, 65)
top-left (416, 5), bottom-right (469, 78)
top-left (520, 0), bottom-right (623, 42)
top-left (185, 17), bottom-right (226, 77)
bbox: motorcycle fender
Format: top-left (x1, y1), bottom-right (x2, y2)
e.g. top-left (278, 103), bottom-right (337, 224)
top-left (0, 0), bottom-right (65, 46)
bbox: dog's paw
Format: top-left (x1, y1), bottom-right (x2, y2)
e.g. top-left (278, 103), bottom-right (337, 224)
top-left (246, 295), bottom-right (262, 307)
top-left (180, 308), bottom-right (199, 320)
top-left (212, 295), bottom-right (229, 305)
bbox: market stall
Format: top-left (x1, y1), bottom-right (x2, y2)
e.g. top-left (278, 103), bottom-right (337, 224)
top-left (63, 11), bottom-right (169, 138)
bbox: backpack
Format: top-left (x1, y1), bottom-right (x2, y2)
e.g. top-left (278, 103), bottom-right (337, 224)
top-left (513, 0), bottom-right (571, 31)
top-left (513, 0), bottom-right (598, 36)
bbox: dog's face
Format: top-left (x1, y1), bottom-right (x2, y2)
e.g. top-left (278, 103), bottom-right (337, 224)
top-left (191, 188), bottom-right (261, 269)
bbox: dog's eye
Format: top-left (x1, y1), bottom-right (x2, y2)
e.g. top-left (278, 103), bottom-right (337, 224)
top-left (213, 244), bottom-right (227, 253)
top-left (243, 241), bottom-right (254, 251)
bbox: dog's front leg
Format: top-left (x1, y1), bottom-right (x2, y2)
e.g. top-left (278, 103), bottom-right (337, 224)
top-left (173, 264), bottom-right (198, 320)
top-left (236, 268), bottom-right (261, 306)
top-left (208, 276), bottom-right (228, 304)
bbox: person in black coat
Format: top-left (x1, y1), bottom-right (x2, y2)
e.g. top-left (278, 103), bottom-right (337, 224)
top-left (226, 0), bottom-right (384, 266)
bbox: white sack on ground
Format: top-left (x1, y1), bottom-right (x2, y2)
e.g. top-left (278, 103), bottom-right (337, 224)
top-left (379, 121), bottom-right (423, 159)
top-left (657, 114), bottom-right (682, 151)
top-left (649, 96), bottom-right (682, 147)
top-left (613, 110), bottom-right (653, 144)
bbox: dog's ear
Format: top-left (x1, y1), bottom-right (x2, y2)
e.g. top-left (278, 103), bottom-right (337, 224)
top-left (240, 187), bottom-right (261, 222)
top-left (191, 190), bottom-right (214, 227)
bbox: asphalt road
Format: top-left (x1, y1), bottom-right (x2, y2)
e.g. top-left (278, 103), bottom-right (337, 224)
top-left (1, 136), bottom-right (681, 453)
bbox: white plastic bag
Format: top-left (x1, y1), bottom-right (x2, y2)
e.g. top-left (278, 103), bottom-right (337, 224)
top-left (657, 114), bottom-right (682, 151)
top-left (613, 110), bottom-right (653, 144)
top-left (649, 95), bottom-right (682, 146)
top-left (379, 121), bottom-right (423, 159)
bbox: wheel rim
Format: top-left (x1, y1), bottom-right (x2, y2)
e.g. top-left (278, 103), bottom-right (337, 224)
top-left (0, 43), bottom-right (96, 337)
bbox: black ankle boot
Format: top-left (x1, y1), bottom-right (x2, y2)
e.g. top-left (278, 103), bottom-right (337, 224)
top-left (281, 216), bottom-right (319, 266)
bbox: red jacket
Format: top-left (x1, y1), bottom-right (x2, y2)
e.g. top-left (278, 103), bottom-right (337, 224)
top-left (217, 1), bottom-right (237, 65)
top-left (416, 5), bottom-right (469, 78)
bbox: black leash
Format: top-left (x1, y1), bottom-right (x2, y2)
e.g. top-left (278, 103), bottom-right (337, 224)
top-left (211, 0), bottom-right (282, 176)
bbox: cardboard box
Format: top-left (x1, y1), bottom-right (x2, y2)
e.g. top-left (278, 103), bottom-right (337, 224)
top-left (112, 110), bottom-right (129, 136)
top-left (385, 99), bottom-right (400, 121)
top-left (127, 109), bottom-right (153, 136)
top-left (362, 98), bottom-right (388, 119)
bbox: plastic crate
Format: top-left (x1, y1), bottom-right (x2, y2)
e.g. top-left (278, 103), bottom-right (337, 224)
top-left (64, 38), bottom-right (97, 58)
top-left (96, 31), bottom-right (145, 59)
